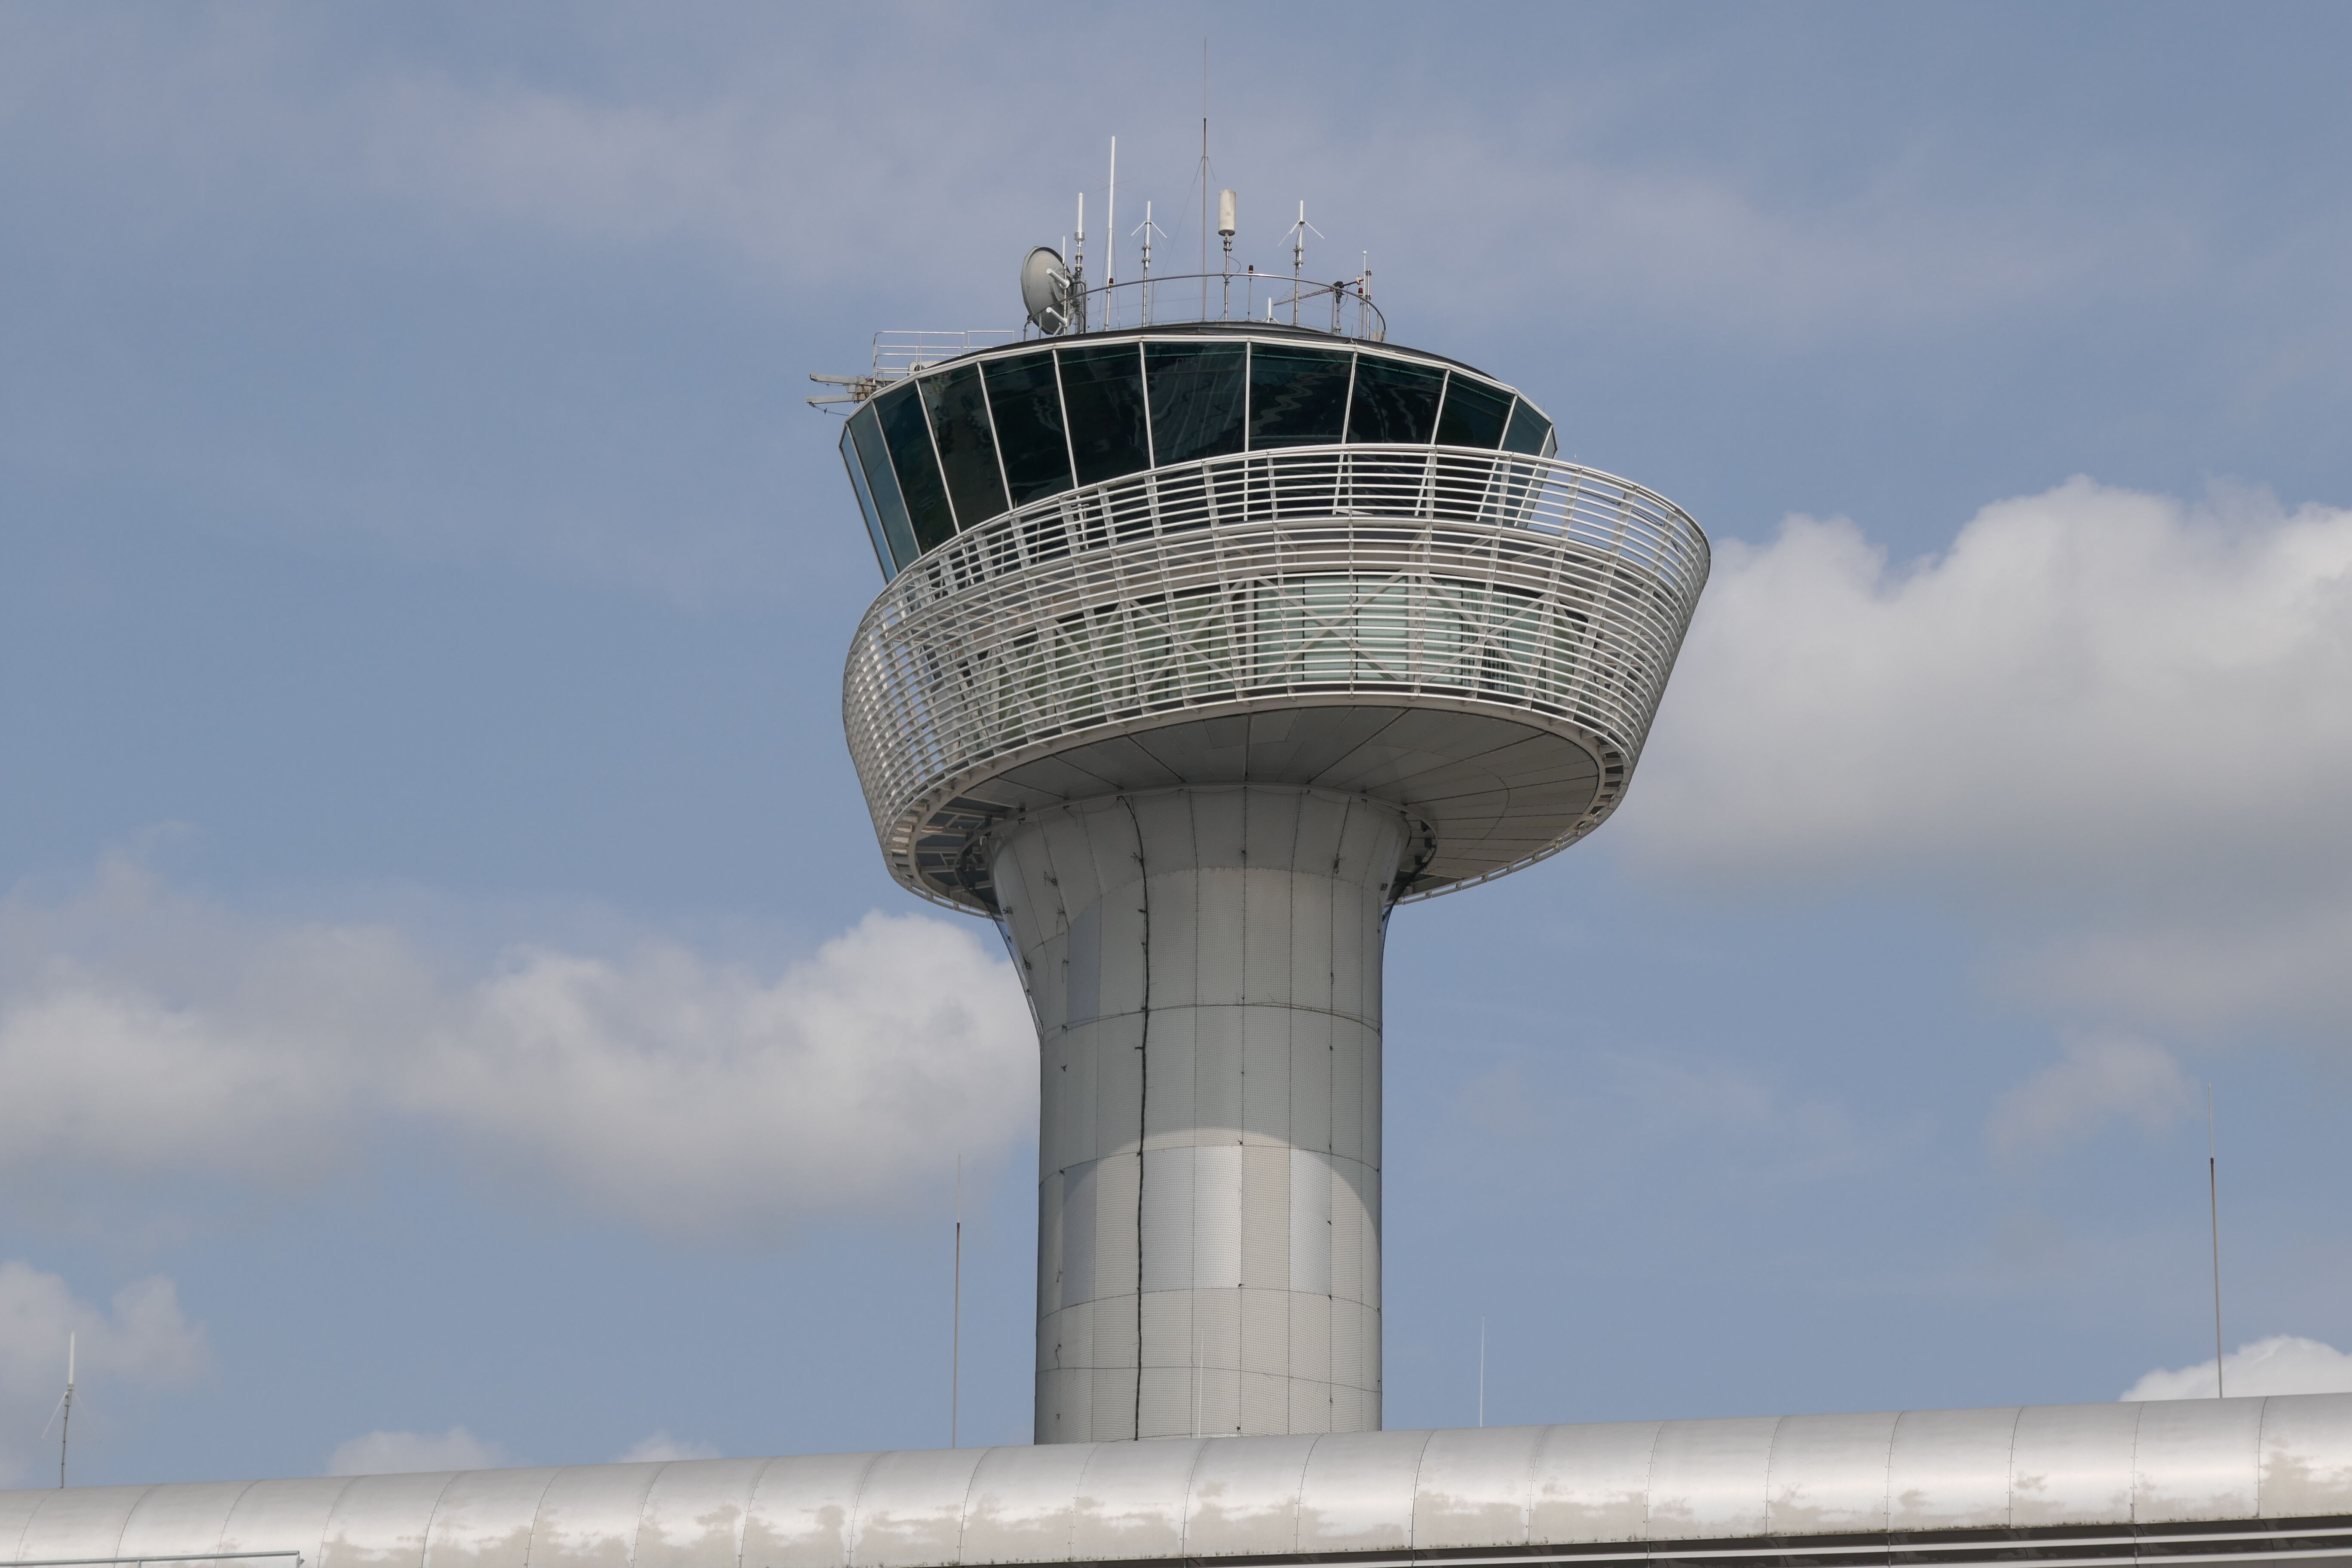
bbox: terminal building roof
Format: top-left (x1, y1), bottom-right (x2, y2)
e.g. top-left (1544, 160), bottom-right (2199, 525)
top-left (7, 1397), bottom-right (2351, 1568)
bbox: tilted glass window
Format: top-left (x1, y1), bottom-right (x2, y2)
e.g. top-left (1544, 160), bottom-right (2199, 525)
top-left (1435, 372), bottom-right (1513, 449)
top-left (846, 402), bottom-right (918, 570)
top-left (1348, 353), bottom-right (1446, 444)
top-left (1057, 342), bottom-right (1153, 487)
top-left (876, 383), bottom-right (955, 554)
top-left (981, 350), bottom-right (1074, 505)
top-left (1500, 397), bottom-right (1553, 457)
top-left (922, 362), bottom-right (1010, 528)
top-left (1249, 345), bottom-right (1352, 448)
top-left (839, 421), bottom-right (896, 580)
top-left (1145, 342), bottom-right (1248, 466)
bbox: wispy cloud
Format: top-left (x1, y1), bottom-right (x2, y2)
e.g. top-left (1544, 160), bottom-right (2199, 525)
top-left (327, 1425), bottom-right (508, 1476)
top-left (1985, 1035), bottom-right (2193, 1158)
top-left (0, 857), bottom-right (1032, 1237)
top-left (2121, 1335), bottom-right (2352, 1401)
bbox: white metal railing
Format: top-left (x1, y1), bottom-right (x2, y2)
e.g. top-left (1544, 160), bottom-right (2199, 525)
top-left (842, 446), bottom-right (1708, 910)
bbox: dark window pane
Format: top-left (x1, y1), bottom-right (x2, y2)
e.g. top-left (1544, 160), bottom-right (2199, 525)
top-left (1348, 353), bottom-right (1445, 444)
top-left (1058, 343), bottom-right (1152, 487)
top-left (922, 364), bottom-right (1010, 529)
top-left (1436, 373), bottom-right (1513, 448)
top-left (847, 402), bottom-right (918, 569)
top-left (1250, 345), bottom-right (1352, 448)
top-left (1500, 397), bottom-right (1553, 456)
top-left (981, 350), bottom-right (1073, 504)
top-left (1146, 341), bottom-right (1248, 466)
top-left (839, 422), bottom-right (896, 580)
top-left (877, 383), bottom-right (956, 553)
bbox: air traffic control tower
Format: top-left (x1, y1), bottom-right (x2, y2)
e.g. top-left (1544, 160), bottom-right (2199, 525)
top-left (828, 214), bottom-right (1709, 1444)
top-left (9, 191), bottom-right (2352, 1568)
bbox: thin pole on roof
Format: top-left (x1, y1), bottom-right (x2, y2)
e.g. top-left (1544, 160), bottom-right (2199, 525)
top-left (1477, 1317), bottom-right (1486, 1428)
top-left (2208, 1087), bottom-right (2225, 1399)
top-left (952, 1154), bottom-right (964, 1446)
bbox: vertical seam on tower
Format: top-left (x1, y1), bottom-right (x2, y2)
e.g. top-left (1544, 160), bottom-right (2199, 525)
top-left (1121, 791), bottom-right (1151, 1442)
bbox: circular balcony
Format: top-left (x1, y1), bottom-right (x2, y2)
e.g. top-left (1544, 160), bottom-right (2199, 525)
top-left (842, 444), bottom-right (1709, 914)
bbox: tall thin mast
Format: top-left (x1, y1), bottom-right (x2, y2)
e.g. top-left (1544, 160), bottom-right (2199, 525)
top-left (952, 1155), bottom-right (963, 1446)
top-left (58, 1331), bottom-right (74, 1488)
top-left (2209, 1087), bottom-right (2225, 1398)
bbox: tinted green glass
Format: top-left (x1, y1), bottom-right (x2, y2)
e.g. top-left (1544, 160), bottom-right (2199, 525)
top-left (1058, 343), bottom-right (1152, 486)
top-left (1348, 353), bottom-right (1445, 444)
top-left (877, 383), bottom-right (955, 553)
top-left (1500, 398), bottom-right (1553, 457)
top-left (846, 402), bottom-right (918, 569)
top-left (1435, 373), bottom-right (1513, 449)
top-left (981, 350), bottom-right (1074, 504)
top-left (1145, 341), bottom-right (1248, 466)
top-left (922, 364), bottom-right (1010, 528)
top-left (839, 423), bottom-right (896, 579)
top-left (1249, 345), bottom-right (1352, 448)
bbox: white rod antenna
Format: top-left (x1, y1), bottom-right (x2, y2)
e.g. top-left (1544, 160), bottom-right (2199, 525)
top-left (2209, 1087), bottom-right (2224, 1398)
top-left (59, 1331), bottom-right (75, 1488)
top-left (1106, 137), bottom-right (1116, 294)
top-left (1073, 193), bottom-right (1087, 332)
top-left (952, 1155), bottom-right (964, 1446)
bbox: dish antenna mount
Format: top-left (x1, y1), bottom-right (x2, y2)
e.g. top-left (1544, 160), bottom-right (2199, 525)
top-left (1021, 245), bottom-right (1071, 336)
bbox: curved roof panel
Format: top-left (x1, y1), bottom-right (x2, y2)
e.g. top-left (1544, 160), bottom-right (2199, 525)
top-left (8, 1399), bottom-right (2352, 1568)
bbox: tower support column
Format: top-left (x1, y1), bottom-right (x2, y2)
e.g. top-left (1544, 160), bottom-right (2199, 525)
top-left (989, 784), bottom-right (1406, 1443)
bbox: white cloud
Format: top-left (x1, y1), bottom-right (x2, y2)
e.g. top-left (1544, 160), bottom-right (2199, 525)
top-left (0, 1261), bottom-right (209, 1487)
top-left (1985, 1035), bottom-right (2193, 1157)
top-left (1620, 479), bottom-right (2352, 1039)
top-left (0, 858), bottom-right (1034, 1237)
top-left (2122, 1335), bottom-right (2352, 1402)
top-left (1626, 478), bottom-right (2352, 892)
top-left (614, 1431), bottom-right (720, 1463)
top-left (328, 1425), bottom-right (508, 1476)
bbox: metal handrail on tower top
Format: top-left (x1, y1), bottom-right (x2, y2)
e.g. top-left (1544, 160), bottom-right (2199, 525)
top-left (1039, 269), bottom-right (1386, 340)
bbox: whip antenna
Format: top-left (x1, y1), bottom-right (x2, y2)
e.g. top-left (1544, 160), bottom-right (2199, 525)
top-left (2209, 1087), bottom-right (2225, 1397)
top-left (59, 1331), bottom-right (75, 1488)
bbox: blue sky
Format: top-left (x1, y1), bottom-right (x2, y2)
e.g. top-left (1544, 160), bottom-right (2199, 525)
top-left (4, 0), bottom-right (2352, 1487)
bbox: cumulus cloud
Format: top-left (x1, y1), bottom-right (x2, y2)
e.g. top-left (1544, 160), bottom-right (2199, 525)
top-left (1622, 479), bottom-right (2352, 1038)
top-left (1628, 478), bottom-right (2352, 890)
top-left (614, 1431), bottom-right (720, 1463)
top-left (0, 858), bottom-right (1033, 1236)
top-left (1985, 1035), bottom-right (2193, 1157)
top-left (0, 1261), bottom-right (209, 1487)
top-left (2122, 1335), bottom-right (2352, 1402)
top-left (328, 1426), bottom-right (508, 1476)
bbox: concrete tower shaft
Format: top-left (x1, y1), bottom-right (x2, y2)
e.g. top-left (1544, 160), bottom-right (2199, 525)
top-left (993, 786), bottom-right (1404, 1442)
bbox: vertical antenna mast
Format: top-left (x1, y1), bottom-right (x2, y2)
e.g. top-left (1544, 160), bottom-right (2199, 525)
top-left (2209, 1087), bottom-right (2224, 1398)
top-left (58, 1331), bottom-right (74, 1488)
top-left (1219, 190), bottom-right (1236, 319)
top-left (1106, 137), bottom-right (1117, 301)
top-left (952, 1155), bottom-right (964, 1446)
top-left (1200, 50), bottom-right (1210, 319)
top-left (1072, 193), bottom-right (1087, 333)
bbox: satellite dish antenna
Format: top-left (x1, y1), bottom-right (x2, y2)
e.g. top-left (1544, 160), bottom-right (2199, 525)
top-left (1021, 245), bottom-right (1070, 335)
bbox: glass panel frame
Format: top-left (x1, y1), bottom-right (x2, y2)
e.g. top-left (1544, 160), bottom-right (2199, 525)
top-left (1347, 352), bottom-right (1446, 445)
top-left (1434, 371), bottom-right (1513, 449)
top-left (922, 362), bottom-right (1011, 529)
top-left (1248, 344), bottom-right (1354, 449)
top-left (981, 349), bottom-right (1076, 505)
top-left (846, 402), bottom-right (919, 570)
top-left (876, 381), bottom-right (956, 553)
top-left (1145, 341), bottom-right (1249, 466)
top-left (1056, 341), bottom-right (1154, 487)
top-left (839, 422), bottom-right (896, 580)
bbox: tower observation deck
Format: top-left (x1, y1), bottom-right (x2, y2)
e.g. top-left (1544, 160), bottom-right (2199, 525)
top-left (831, 247), bottom-right (1712, 1444)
